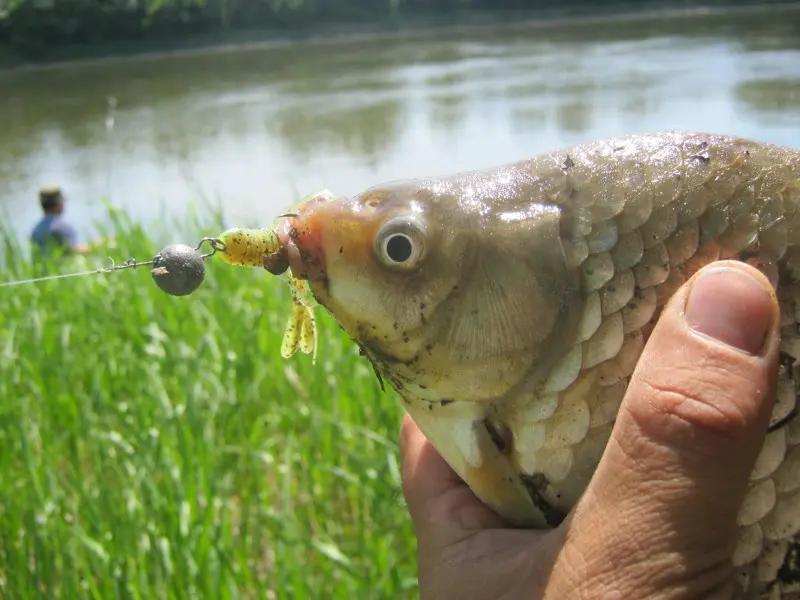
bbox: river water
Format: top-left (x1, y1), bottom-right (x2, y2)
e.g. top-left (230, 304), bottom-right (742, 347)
top-left (1, 5), bottom-right (799, 246)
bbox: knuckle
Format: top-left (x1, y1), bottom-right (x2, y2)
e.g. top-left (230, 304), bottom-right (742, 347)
top-left (631, 361), bottom-right (766, 442)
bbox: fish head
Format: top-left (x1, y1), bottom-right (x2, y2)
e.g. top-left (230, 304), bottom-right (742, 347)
top-left (280, 173), bottom-right (585, 405)
top-left (280, 184), bottom-right (469, 363)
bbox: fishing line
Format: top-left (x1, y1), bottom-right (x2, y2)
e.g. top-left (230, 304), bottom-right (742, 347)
top-left (0, 237), bottom-right (226, 297)
top-left (0, 255), bottom-right (160, 288)
top-left (0, 268), bottom-right (113, 288)
top-left (0, 216), bottom-right (296, 294)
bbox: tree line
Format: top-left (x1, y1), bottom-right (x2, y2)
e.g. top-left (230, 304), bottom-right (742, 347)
top-left (0, 0), bottom-right (793, 60)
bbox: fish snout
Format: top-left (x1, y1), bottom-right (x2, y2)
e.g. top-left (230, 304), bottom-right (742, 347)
top-left (277, 207), bottom-right (326, 283)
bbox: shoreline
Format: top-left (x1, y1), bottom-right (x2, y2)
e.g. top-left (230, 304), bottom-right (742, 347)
top-left (2, 1), bottom-right (799, 73)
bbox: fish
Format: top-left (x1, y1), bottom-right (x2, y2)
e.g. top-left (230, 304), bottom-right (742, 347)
top-left (277, 131), bottom-right (800, 598)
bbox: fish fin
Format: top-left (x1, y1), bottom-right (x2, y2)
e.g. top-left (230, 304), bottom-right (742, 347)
top-left (404, 399), bottom-right (544, 527)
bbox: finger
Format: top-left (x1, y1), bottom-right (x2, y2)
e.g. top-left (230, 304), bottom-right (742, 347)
top-left (400, 414), bottom-right (505, 545)
top-left (570, 261), bottom-right (780, 591)
top-left (400, 413), bottom-right (466, 510)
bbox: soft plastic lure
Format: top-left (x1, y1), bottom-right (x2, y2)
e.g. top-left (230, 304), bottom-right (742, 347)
top-left (215, 225), bottom-right (318, 363)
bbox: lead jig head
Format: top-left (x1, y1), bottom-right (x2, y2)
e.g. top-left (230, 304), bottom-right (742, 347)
top-left (150, 237), bottom-right (226, 297)
top-left (151, 244), bottom-right (205, 296)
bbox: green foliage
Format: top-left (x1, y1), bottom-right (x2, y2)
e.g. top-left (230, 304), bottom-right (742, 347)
top-left (0, 209), bottom-right (418, 598)
top-left (3, 0), bottom-right (794, 62)
top-left (0, 0), bottom-right (392, 58)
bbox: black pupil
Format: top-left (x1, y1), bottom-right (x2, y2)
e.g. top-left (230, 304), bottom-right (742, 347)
top-left (386, 234), bottom-right (413, 263)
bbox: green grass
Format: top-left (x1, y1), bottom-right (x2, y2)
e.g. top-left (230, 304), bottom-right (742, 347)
top-left (0, 209), bottom-right (418, 599)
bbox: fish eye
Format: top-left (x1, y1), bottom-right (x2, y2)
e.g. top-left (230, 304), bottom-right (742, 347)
top-left (385, 234), bottom-right (413, 263)
top-left (375, 216), bottom-right (426, 270)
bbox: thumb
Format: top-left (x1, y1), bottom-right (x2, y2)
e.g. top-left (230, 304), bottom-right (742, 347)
top-left (567, 261), bottom-right (780, 592)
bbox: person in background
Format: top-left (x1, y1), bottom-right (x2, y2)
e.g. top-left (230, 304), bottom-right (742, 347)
top-left (30, 185), bottom-right (91, 254)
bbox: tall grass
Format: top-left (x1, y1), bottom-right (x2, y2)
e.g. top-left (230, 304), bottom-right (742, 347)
top-left (0, 209), bottom-right (418, 599)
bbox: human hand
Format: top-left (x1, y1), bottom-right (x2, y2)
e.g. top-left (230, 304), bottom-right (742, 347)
top-left (400, 260), bottom-right (780, 600)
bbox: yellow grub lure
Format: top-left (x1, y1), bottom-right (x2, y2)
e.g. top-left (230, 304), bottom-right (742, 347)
top-left (211, 190), bottom-right (338, 363)
top-left (216, 225), bottom-right (318, 363)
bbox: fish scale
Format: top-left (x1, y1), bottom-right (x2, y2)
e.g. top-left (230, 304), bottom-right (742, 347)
top-left (487, 133), bottom-right (800, 599)
top-left (285, 131), bottom-right (800, 598)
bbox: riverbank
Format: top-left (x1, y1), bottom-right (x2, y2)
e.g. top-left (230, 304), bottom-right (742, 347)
top-left (2, 0), bottom-right (798, 72)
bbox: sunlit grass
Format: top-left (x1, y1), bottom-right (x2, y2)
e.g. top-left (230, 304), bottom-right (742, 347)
top-left (0, 209), bottom-right (418, 599)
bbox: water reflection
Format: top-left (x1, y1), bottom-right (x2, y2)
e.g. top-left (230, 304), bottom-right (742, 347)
top-left (269, 97), bottom-right (407, 165)
top-left (736, 78), bottom-right (800, 115)
top-left (1, 4), bottom-right (800, 240)
top-left (427, 92), bottom-right (468, 136)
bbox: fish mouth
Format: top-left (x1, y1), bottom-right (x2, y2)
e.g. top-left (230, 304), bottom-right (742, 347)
top-left (277, 221), bottom-right (307, 279)
top-left (277, 196), bottom-right (330, 283)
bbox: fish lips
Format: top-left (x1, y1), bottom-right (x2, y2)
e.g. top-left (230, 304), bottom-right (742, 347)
top-left (277, 210), bottom-right (327, 284)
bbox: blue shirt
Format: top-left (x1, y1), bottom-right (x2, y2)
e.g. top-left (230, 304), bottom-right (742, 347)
top-left (31, 215), bottom-right (79, 252)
